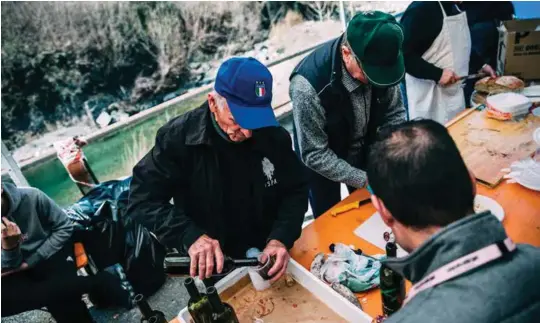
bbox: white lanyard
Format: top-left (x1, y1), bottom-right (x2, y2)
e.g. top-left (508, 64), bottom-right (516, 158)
top-left (404, 238), bottom-right (516, 304)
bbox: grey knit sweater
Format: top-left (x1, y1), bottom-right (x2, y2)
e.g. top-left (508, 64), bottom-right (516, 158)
top-left (289, 72), bottom-right (406, 188)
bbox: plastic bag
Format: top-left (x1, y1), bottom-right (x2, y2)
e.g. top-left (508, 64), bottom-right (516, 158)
top-left (64, 177), bottom-right (132, 231)
top-left (64, 177), bottom-right (166, 306)
top-left (122, 222), bottom-right (166, 297)
top-left (317, 243), bottom-right (384, 293)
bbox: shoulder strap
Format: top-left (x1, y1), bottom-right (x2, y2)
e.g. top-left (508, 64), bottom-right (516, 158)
top-left (438, 1), bottom-right (447, 18)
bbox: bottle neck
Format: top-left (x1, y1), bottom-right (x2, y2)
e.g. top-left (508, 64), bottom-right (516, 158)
top-left (386, 242), bottom-right (397, 258)
top-left (134, 294), bottom-right (153, 319)
top-left (206, 286), bottom-right (225, 314)
top-left (230, 258), bottom-right (260, 267)
top-left (184, 277), bottom-right (201, 302)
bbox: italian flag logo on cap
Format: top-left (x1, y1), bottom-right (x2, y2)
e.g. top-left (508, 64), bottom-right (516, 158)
top-left (255, 81), bottom-right (266, 97)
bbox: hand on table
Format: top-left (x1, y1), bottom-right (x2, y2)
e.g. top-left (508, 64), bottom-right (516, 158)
top-left (262, 239), bottom-right (290, 283)
top-left (188, 234), bottom-right (224, 280)
top-left (1, 217), bottom-right (21, 251)
top-left (439, 68), bottom-right (459, 87)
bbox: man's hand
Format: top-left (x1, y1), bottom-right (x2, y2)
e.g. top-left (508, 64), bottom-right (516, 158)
top-left (1, 262), bottom-right (28, 277)
top-left (480, 64), bottom-right (497, 78)
top-left (1, 217), bottom-right (21, 250)
top-left (188, 234), bottom-right (224, 280)
top-left (263, 239), bottom-right (290, 283)
top-left (439, 68), bottom-right (458, 87)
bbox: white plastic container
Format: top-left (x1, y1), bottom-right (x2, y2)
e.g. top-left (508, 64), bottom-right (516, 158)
top-left (177, 259), bottom-right (372, 323)
top-left (486, 92), bottom-right (531, 119)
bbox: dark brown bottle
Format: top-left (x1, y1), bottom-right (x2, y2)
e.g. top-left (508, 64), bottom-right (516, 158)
top-left (134, 294), bottom-right (167, 323)
top-left (164, 256), bottom-right (260, 277)
top-left (380, 242), bottom-right (405, 316)
top-left (184, 277), bottom-right (213, 323)
top-left (206, 286), bottom-right (239, 323)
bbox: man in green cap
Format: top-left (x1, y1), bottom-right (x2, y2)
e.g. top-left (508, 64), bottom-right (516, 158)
top-left (289, 11), bottom-right (406, 218)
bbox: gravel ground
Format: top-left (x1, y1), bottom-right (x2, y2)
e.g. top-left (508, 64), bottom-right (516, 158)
top-left (3, 276), bottom-right (189, 323)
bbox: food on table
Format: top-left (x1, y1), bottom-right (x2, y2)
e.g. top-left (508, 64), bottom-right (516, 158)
top-left (475, 76), bottom-right (525, 94)
top-left (330, 282), bottom-right (363, 310)
top-left (310, 253), bottom-right (325, 278)
top-left (485, 92), bottom-right (531, 121)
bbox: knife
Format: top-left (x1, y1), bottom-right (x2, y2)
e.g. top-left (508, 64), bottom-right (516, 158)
top-left (457, 72), bottom-right (488, 81)
top-left (330, 197), bottom-right (372, 217)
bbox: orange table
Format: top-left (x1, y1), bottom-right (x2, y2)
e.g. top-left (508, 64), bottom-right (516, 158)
top-left (290, 182), bottom-right (540, 319)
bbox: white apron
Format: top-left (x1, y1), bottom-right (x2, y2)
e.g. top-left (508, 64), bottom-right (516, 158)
top-left (406, 2), bottom-right (471, 124)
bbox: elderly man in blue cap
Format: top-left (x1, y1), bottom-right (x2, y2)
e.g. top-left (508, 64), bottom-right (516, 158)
top-left (127, 57), bottom-right (308, 282)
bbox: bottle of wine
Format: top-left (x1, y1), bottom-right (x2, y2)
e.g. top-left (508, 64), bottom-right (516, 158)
top-left (134, 294), bottom-right (167, 323)
top-left (184, 277), bottom-right (213, 323)
top-left (380, 242), bottom-right (405, 316)
top-left (206, 286), bottom-right (239, 323)
top-left (164, 256), bottom-right (260, 277)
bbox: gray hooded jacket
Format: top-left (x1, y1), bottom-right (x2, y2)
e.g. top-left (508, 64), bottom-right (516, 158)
top-left (1, 183), bottom-right (73, 268)
top-left (385, 212), bottom-right (540, 323)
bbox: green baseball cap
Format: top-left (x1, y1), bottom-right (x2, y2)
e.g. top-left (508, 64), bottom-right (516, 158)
top-left (346, 11), bottom-right (405, 88)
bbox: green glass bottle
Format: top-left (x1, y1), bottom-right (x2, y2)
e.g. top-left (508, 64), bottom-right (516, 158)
top-left (206, 286), bottom-right (239, 323)
top-left (380, 242), bottom-right (405, 316)
top-left (134, 294), bottom-right (167, 323)
top-left (184, 277), bottom-right (213, 323)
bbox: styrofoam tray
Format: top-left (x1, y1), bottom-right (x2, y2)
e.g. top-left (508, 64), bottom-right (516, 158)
top-left (177, 258), bottom-right (372, 323)
top-left (521, 85), bottom-right (540, 97)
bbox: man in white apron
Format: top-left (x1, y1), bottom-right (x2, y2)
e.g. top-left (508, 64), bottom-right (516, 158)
top-left (402, 1), bottom-right (496, 124)
top-left (366, 119), bottom-right (540, 323)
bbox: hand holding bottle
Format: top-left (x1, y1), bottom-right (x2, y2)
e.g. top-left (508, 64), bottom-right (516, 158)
top-left (188, 234), bottom-right (224, 279)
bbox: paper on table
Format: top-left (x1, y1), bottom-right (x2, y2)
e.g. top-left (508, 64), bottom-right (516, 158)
top-left (353, 212), bottom-right (408, 258)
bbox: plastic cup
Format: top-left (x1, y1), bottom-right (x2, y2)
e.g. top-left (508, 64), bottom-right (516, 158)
top-left (255, 253), bottom-right (275, 280)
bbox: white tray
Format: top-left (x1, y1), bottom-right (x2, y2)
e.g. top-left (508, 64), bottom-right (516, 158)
top-left (177, 258), bottom-right (372, 323)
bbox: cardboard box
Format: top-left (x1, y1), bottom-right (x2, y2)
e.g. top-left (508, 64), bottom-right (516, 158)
top-left (497, 19), bottom-right (540, 81)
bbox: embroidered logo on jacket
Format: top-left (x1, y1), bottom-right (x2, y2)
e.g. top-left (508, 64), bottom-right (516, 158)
top-left (262, 157), bottom-right (277, 187)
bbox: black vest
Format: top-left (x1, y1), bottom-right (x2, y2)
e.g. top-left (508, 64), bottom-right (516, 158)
top-left (290, 35), bottom-right (389, 167)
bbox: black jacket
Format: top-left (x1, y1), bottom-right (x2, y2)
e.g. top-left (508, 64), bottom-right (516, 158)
top-left (126, 104), bottom-right (308, 256)
top-left (290, 35), bottom-right (392, 163)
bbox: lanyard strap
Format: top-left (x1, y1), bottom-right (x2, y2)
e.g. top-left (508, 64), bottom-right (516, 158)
top-left (404, 238), bottom-right (516, 304)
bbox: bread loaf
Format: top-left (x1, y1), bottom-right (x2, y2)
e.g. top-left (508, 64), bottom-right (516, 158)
top-left (475, 76), bottom-right (525, 94)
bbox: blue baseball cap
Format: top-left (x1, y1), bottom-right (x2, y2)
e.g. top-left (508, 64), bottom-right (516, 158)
top-left (214, 57), bottom-right (278, 130)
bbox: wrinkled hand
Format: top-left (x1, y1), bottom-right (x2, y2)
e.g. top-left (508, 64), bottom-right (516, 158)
top-left (263, 240), bottom-right (290, 283)
top-left (1, 217), bottom-right (21, 251)
top-left (1, 262), bottom-right (28, 277)
top-left (480, 64), bottom-right (497, 78)
top-left (188, 234), bottom-right (224, 280)
top-left (439, 68), bottom-right (459, 87)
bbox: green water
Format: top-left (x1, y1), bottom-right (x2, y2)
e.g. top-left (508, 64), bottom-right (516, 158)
top-left (23, 93), bottom-right (209, 206)
top-left (22, 94), bottom-right (295, 207)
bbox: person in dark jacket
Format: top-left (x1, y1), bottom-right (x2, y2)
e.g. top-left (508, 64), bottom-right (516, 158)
top-left (127, 57), bottom-right (308, 282)
top-left (402, 1), bottom-right (497, 123)
top-left (289, 11), bottom-right (406, 218)
top-left (1, 183), bottom-right (129, 323)
top-left (367, 120), bottom-right (540, 322)
top-left (463, 1), bottom-right (514, 106)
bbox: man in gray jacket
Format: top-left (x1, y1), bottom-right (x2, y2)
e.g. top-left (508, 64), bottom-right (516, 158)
top-left (367, 120), bottom-right (540, 322)
top-left (1, 183), bottom-right (129, 323)
top-left (290, 11), bottom-right (406, 217)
